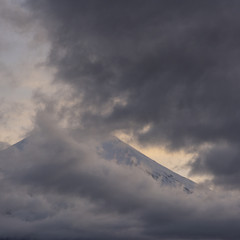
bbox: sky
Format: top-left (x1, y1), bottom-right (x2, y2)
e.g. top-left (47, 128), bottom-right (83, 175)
top-left (1, 0), bottom-right (240, 239)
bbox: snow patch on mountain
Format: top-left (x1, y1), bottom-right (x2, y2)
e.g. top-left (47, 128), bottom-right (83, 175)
top-left (100, 137), bottom-right (195, 193)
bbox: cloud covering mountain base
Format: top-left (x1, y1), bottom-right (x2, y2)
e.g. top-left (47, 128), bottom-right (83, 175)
top-left (0, 113), bottom-right (239, 240)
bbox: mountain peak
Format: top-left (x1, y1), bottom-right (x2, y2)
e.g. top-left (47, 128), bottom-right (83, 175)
top-left (101, 137), bottom-right (196, 193)
top-left (7, 135), bottom-right (196, 193)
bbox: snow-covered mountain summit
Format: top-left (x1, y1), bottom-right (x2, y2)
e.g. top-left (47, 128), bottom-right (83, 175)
top-left (5, 136), bottom-right (195, 193)
top-left (100, 137), bottom-right (195, 193)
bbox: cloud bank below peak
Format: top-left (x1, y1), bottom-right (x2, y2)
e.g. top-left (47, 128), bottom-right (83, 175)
top-left (0, 113), bottom-right (240, 240)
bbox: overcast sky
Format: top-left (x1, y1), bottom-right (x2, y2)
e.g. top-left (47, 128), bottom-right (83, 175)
top-left (1, 1), bottom-right (240, 239)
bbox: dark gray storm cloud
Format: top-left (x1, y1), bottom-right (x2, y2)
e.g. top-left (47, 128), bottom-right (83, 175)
top-left (27, 0), bottom-right (240, 146)
top-left (26, 0), bottom-right (240, 189)
top-left (190, 143), bottom-right (240, 189)
top-left (0, 112), bottom-right (240, 240)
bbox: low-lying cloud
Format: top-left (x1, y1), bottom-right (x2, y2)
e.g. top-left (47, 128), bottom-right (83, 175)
top-left (0, 111), bottom-right (239, 239)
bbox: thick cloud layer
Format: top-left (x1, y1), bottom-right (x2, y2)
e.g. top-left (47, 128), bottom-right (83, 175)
top-left (27, 0), bottom-right (240, 147)
top-left (26, 0), bottom-right (240, 189)
top-left (0, 112), bottom-right (240, 240)
top-left (190, 143), bottom-right (240, 189)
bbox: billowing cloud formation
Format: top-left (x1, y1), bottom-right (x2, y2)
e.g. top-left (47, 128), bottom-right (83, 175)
top-left (27, 0), bottom-right (240, 147)
top-left (0, 0), bottom-right (53, 144)
top-left (0, 111), bottom-right (240, 240)
top-left (190, 143), bottom-right (240, 189)
top-left (26, 0), bottom-right (240, 189)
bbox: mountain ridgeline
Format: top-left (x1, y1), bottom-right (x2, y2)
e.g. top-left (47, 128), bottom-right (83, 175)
top-left (101, 137), bottom-right (195, 193)
top-left (5, 136), bottom-right (196, 194)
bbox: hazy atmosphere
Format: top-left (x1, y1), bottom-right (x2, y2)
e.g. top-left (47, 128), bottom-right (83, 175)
top-left (1, 1), bottom-right (240, 239)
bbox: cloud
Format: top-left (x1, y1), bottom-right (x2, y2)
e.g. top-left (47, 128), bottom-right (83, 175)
top-left (2, 1), bottom-right (240, 238)
top-left (26, 0), bottom-right (240, 148)
top-left (0, 142), bottom-right (9, 151)
top-left (24, 0), bottom-right (240, 190)
top-left (0, 0), bottom-right (55, 144)
top-left (0, 110), bottom-right (240, 239)
top-left (189, 143), bottom-right (240, 189)
top-left (0, 98), bottom-right (34, 144)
